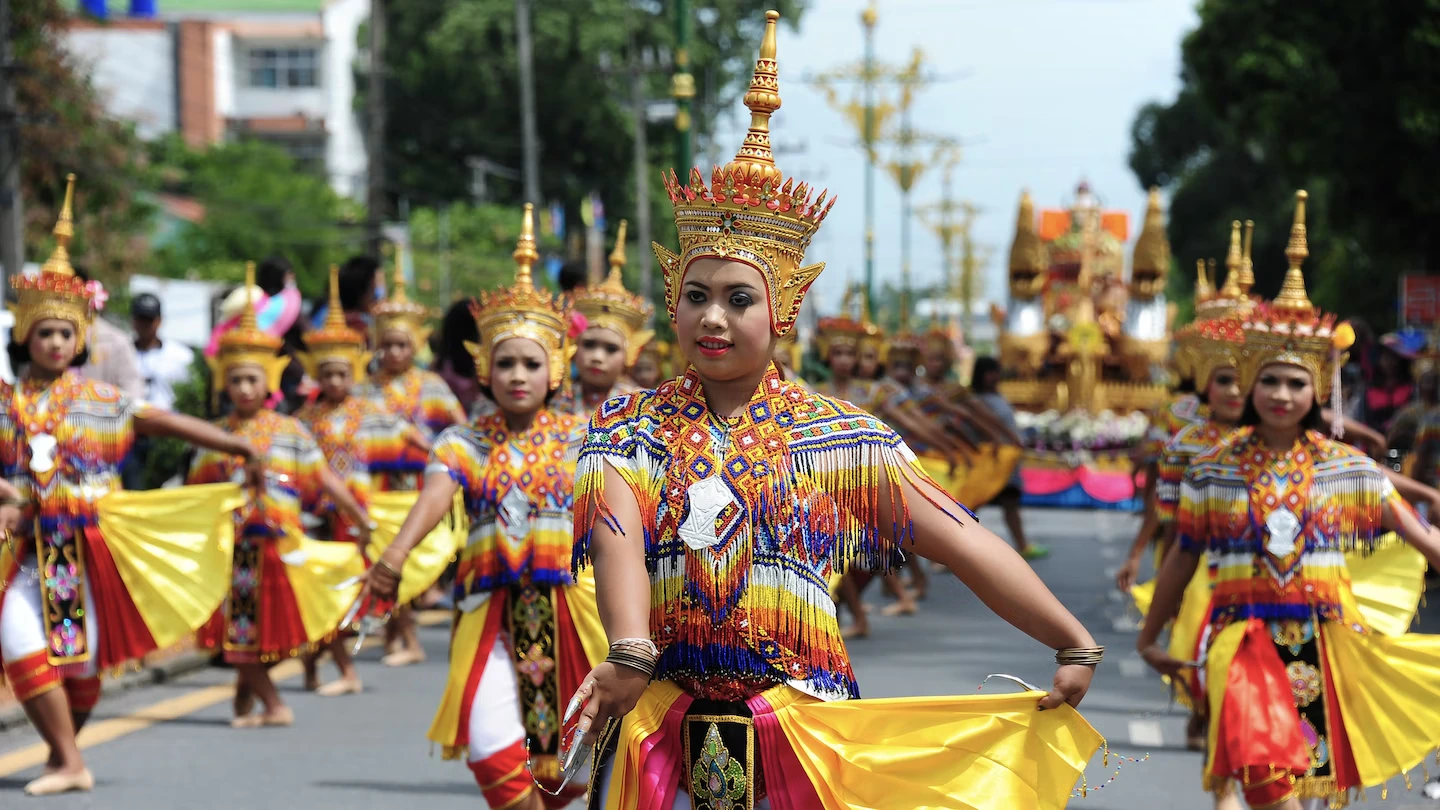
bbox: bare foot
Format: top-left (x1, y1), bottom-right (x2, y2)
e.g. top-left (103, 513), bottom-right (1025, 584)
top-left (23, 769), bottom-right (94, 796)
top-left (841, 623), bottom-right (870, 640)
top-left (315, 678), bottom-right (363, 697)
top-left (261, 706), bottom-right (294, 727)
top-left (381, 647), bottom-right (426, 667)
top-left (230, 714), bottom-right (264, 729)
top-left (880, 600), bottom-right (918, 617)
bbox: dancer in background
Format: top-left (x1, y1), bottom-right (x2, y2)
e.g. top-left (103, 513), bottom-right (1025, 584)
top-left (568, 220), bottom-right (652, 420)
top-left (295, 265), bottom-right (434, 697)
top-left (570, 17), bottom-right (1102, 807)
top-left (0, 177), bottom-right (256, 796)
top-left (191, 264), bottom-right (368, 729)
top-left (1140, 193), bottom-right (1440, 810)
top-left (362, 206), bottom-right (604, 810)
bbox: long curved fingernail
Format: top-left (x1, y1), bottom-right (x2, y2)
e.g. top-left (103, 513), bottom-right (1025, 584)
top-left (563, 695), bottom-right (583, 724)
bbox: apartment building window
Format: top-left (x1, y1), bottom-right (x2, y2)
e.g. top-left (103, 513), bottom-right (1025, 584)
top-left (247, 47), bottom-right (319, 89)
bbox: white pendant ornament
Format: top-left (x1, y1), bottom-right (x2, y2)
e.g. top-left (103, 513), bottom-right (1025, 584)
top-left (678, 477), bottom-right (737, 551)
top-left (499, 486), bottom-right (533, 539)
top-left (1264, 507), bottom-right (1302, 557)
top-left (28, 433), bottom-right (57, 474)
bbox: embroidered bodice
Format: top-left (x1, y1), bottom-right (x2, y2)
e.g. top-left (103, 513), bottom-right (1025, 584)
top-left (1155, 419), bottom-right (1236, 523)
top-left (575, 364), bottom-right (969, 702)
top-left (1177, 429), bottom-right (1407, 627)
top-left (355, 367), bottom-right (464, 488)
top-left (295, 396), bottom-right (410, 509)
top-left (188, 410), bottom-right (324, 539)
top-left (428, 409), bottom-right (584, 598)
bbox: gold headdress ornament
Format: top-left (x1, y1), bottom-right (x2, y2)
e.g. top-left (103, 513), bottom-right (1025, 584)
top-left (652, 10), bottom-right (834, 337)
top-left (299, 265), bottom-right (369, 384)
top-left (208, 262), bottom-right (287, 403)
top-left (815, 286), bottom-right (870, 361)
top-left (1238, 219), bottom-right (1255, 294)
top-left (572, 219), bottom-right (656, 367)
top-left (12, 174), bottom-right (95, 351)
top-left (1175, 222), bottom-right (1259, 384)
top-left (373, 245), bottom-right (431, 349)
top-left (467, 204), bottom-right (574, 391)
top-left (1236, 191), bottom-right (1354, 406)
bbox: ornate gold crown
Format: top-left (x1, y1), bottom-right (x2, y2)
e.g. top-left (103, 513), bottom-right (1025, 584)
top-left (815, 314), bottom-right (869, 360)
top-left (886, 331), bottom-right (925, 364)
top-left (1236, 191), bottom-right (1352, 398)
top-left (373, 246), bottom-right (431, 349)
top-left (652, 10), bottom-right (834, 337)
top-left (1175, 222), bottom-right (1258, 383)
top-left (467, 204), bottom-right (573, 391)
top-left (300, 264), bottom-right (369, 384)
top-left (209, 262), bottom-right (288, 400)
top-left (13, 174), bottom-right (95, 351)
top-left (572, 219), bottom-right (655, 366)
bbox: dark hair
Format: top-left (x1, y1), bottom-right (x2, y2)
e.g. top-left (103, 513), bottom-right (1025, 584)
top-left (971, 356), bottom-right (1001, 393)
top-left (558, 260), bottom-right (588, 293)
top-left (8, 341), bottom-right (89, 370)
top-left (338, 255), bottom-right (381, 311)
top-left (257, 255), bottom-right (292, 297)
top-left (434, 300), bottom-right (478, 379)
top-left (1175, 376), bottom-right (1196, 394)
top-left (1239, 396), bottom-right (1326, 432)
top-left (72, 265), bottom-right (91, 282)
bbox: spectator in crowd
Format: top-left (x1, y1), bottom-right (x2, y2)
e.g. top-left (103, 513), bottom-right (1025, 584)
top-left (432, 300), bottom-right (481, 415)
top-left (256, 255), bottom-right (309, 413)
top-left (1364, 333), bottom-right (1416, 433)
top-left (131, 293), bottom-right (195, 412)
top-left (73, 267), bottom-right (144, 400)
top-left (970, 355), bottom-right (1043, 559)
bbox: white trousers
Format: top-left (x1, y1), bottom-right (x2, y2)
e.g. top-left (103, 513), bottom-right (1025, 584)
top-left (467, 632), bottom-right (525, 762)
top-left (0, 573), bottom-right (99, 677)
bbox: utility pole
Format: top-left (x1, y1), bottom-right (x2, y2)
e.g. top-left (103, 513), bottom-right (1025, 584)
top-left (0, 0), bottom-right (24, 293)
top-left (861, 3), bottom-right (876, 307)
top-left (672, 0), bottom-right (693, 173)
top-left (365, 0), bottom-right (386, 255)
top-left (515, 0), bottom-right (541, 205)
top-left (629, 53), bottom-right (652, 303)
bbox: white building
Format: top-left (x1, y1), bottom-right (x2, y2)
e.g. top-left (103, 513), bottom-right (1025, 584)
top-left (62, 0), bottom-right (369, 200)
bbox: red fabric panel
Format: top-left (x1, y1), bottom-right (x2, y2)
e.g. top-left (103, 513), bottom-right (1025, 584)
top-left (84, 526), bottom-right (158, 670)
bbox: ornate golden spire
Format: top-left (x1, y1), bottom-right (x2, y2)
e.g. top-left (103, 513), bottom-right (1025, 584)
top-left (1008, 190), bottom-right (1045, 273)
top-left (723, 10), bottom-right (782, 188)
top-left (41, 174), bottom-right (77, 278)
top-left (322, 264), bottom-right (347, 331)
top-left (1130, 186), bottom-right (1170, 275)
top-left (1195, 259), bottom-right (1213, 300)
top-left (238, 261), bottom-right (260, 332)
top-left (1239, 219), bottom-right (1255, 293)
top-left (1218, 221), bottom-right (1244, 297)
top-left (513, 202), bottom-right (539, 287)
top-left (606, 219), bottom-right (629, 282)
top-left (373, 242), bottom-right (431, 346)
top-left (390, 243), bottom-right (411, 304)
top-left (1272, 190), bottom-right (1313, 317)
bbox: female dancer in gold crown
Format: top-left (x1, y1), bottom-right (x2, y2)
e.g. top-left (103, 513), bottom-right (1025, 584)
top-left (361, 205), bottom-right (605, 810)
top-left (1140, 192), bottom-right (1440, 810)
top-left (189, 263), bottom-right (368, 729)
top-left (0, 176), bottom-right (260, 796)
top-left (294, 265), bottom-right (437, 696)
top-left (569, 220), bottom-right (653, 420)
top-left (355, 252), bottom-right (466, 666)
top-left (566, 14), bottom-right (1103, 809)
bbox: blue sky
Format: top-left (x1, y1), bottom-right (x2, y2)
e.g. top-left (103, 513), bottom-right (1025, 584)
top-left (711, 0), bottom-right (1200, 319)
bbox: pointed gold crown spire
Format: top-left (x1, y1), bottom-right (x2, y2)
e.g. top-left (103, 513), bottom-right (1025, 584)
top-left (324, 263), bottom-right (347, 331)
top-left (1195, 259), bottom-right (1214, 300)
top-left (238, 261), bottom-right (259, 332)
top-left (42, 174), bottom-right (76, 278)
top-left (1272, 190), bottom-right (1313, 317)
top-left (1219, 221), bottom-right (1244, 297)
top-left (300, 264), bottom-right (369, 382)
top-left (210, 262), bottom-right (287, 401)
top-left (1130, 186), bottom-right (1170, 275)
top-left (1238, 219), bottom-right (1255, 293)
top-left (654, 9), bottom-right (833, 338)
top-left (13, 173), bottom-right (95, 348)
top-left (373, 242), bottom-right (430, 347)
top-left (574, 218), bottom-right (654, 365)
top-left (1008, 190), bottom-right (1046, 273)
top-left (722, 10), bottom-right (782, 188)
top-left (471, 203), bottom-right (573, 389)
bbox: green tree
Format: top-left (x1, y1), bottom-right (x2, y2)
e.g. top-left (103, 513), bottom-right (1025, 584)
top-left (1130, 0), bottom-right (1440, 328)
top-left (148, 138), bottom-right (361, 298)
top-left (16, 0), bottom-right (155, 288)
top-left (369, 1), bottom-right (808, 243)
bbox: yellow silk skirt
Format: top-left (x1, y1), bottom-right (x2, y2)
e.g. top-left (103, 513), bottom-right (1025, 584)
top-left (275, 531), bottom-right (366, 645)
top-left (366, 490), bottom-right (467, 605)
top-left (599, 680), bottom-right (1102, 810)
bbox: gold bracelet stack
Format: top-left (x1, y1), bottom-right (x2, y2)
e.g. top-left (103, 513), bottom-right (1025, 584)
top-left (606, 637), bottom-right (659, 679)
top-left (375, 558), bottom-right (403, 579)
top-left (1055, 646), bottom-right (1105, 667)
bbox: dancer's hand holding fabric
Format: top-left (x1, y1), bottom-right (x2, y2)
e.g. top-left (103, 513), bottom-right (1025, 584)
top-left (359, 469), bottom-right (458, 604)
top-left (1043, 663), bottom-right (1096, 709)
top-left (1138, 642), bottom-right (1186, 679)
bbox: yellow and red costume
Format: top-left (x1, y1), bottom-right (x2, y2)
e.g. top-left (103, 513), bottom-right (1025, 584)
top-left (0, 176), bottom-right (239, 709)
top-left (190, 263), bottom-right (361, 664)
top-left (1179, 194), bottom-right (1440, 807)
top-left (358, 252), bottom-right (465, 491)
top-left (578, 15), bottom-right (1101, 808)
top-left (426, 205), bottom-right (604, 809)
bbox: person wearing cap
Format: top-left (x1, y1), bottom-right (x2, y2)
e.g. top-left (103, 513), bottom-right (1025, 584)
top-left (131, 293), bottom-right (196, 414)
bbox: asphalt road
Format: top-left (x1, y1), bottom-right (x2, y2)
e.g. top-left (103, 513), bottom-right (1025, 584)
top-left (1, 506), bottom-right (1435, 809)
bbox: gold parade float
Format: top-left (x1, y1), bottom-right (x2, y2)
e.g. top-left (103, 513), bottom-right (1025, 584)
top-left (992, 182), bottom-right (1175, 415)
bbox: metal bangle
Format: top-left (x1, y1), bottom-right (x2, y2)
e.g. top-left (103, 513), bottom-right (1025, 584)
top-left (375, 558), bottom-right (403, 579)
top-left (1054, 646), bottom-right (1105, 666)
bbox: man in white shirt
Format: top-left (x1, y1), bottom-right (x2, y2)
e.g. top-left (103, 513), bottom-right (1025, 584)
top-left (131, 293), bottom-right (195, 412)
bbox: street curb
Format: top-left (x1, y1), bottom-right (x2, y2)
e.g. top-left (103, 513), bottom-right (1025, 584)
top-left (0, 651), bottom-right (213, 732)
